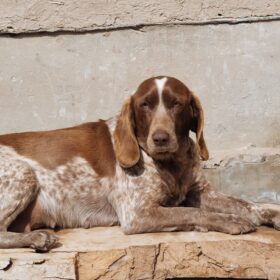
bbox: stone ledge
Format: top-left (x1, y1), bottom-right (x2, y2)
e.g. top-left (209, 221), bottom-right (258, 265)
top-left (1, 215), bottom-right (280, 279)
top-left (0, 0), bottom-right (280, 34)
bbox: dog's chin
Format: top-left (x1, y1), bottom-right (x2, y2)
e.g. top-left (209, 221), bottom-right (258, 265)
top-left (139, 140), bottom-right (179, 160)
top-left (152, 152), bottom-right (173, 160)
top-left (148, 147), bottom-right (177, 160)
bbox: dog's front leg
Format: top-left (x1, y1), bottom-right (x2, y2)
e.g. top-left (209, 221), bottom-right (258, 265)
top-left (118, 206), bottom-right (256, 235)
top-left (184, 179), bottom-right (280, 230)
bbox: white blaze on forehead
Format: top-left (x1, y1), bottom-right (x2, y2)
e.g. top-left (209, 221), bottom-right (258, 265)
top-left (155, 77), bottom-right (168, 98)
top-left (155, 77), bottom-right (168, 113)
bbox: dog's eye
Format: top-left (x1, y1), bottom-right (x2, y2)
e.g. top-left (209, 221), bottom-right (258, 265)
top-left (172, 100), bottom-right (182, 108)
top-left (141, 101), bottom-right (150, 109)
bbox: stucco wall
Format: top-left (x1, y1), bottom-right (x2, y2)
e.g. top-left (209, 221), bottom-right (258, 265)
top-left (1, 22), bottom-right (280, 151)
top-left (0, 1), bottom-right (279, 202)
top-left (1, 0), bottom-right (280, 33)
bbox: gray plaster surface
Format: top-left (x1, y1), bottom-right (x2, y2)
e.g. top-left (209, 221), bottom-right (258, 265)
top-left (0, 17), bottom-right (279, 203)
top-left (204, 148), bottom-right (280, 204)
top-left (1, 0), bottom-right (280, 33)
top-left (1, 22), bottom-right (279, 151)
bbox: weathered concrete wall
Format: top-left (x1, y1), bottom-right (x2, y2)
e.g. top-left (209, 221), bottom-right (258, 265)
top-left (0, 0), bottom-right (280, 33)
top-left (0, 1), bottom-right (279, 203)
top-left (204, 149), bottom-right (280, 204)
top-left (1, 22), bottom-right (280, 151)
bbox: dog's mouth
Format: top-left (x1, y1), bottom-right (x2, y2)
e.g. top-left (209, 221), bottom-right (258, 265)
top-left (153, 147), bottom-right (172, 154)
top-left (149, 145), bottom-right (178, 159)
top-left (153, 151), bottom-right (172, 160)
top-left (137, 136), bottom-right (179, 159)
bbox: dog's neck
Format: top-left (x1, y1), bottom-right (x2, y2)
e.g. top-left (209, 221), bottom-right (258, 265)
top-left (153, 138), bottom-right (193, 173)
top-left (151, 138), bottom-right (196, 206)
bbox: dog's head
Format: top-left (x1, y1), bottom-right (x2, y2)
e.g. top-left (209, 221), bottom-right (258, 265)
top-left (114, 76), bottom-right (209, 168)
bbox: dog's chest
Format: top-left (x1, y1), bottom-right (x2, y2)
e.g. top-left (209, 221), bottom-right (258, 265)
top-left (154, 161), bottom-right (196, 207)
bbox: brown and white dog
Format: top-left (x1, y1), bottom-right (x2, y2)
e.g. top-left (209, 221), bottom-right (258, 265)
top-left (0, 76), bottom-right (279, 251)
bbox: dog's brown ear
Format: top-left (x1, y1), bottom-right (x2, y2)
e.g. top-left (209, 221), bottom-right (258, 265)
top-left (114, 98), bottom-right (140, 168)
top-left (190, 93), bottom-right (209, 161)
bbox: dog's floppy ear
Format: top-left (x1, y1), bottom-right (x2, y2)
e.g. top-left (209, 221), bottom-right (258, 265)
top-left (114, 98), bottom-right (140, 168)
top-left (190, 93), bottom-right (209, 161)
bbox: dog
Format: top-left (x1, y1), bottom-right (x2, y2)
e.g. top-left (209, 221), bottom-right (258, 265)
top-left (0, 76), bottom-right (279, 251)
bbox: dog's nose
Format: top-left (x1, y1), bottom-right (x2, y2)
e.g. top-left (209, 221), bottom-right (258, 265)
top-left (152, 130), bottom-right (170, 146)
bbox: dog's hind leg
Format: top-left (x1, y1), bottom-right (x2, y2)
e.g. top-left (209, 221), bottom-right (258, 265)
top-left (0, 159), bottom-right (57, 251)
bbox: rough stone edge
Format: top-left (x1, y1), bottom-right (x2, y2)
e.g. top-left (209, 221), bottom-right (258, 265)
top-left (202, 149), bottom-right (280, 204)
top-left (71, 240), bottom-right (280, 279)
top-left (1, 239), bottom-right (280, 280)
top-left (202, 148), bottom-right (280, 169)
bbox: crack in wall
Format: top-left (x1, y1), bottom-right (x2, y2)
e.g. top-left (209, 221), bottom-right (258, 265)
top-left (1, 15), bottom-right (280, 37)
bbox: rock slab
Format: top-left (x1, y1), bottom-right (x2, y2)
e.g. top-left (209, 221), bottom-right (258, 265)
top-left (1, 223), bottom-right (280, 280)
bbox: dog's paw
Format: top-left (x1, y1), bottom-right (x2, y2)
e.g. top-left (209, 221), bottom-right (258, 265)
top-left (29, 231), bottom-right (59, 252)
top-left (220, 215), bottom-right (256, 235)
top-left (272, 213), bottom-right (280, 230)
top-left (258, 207), bottom-right (280, 230)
